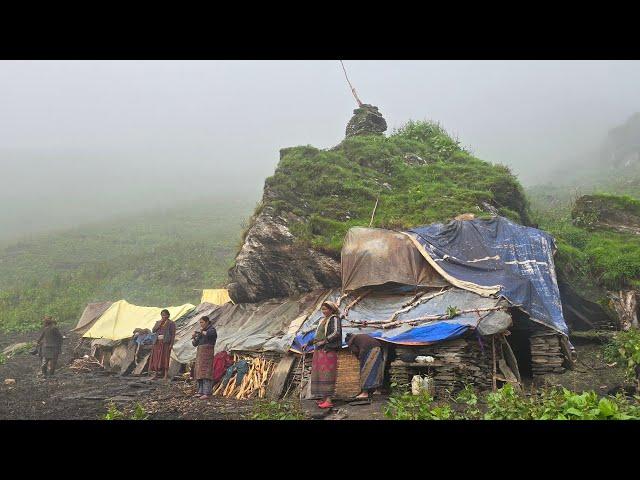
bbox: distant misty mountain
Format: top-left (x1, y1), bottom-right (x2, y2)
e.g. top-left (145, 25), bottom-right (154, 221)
top-left (601, 112), bottom-right (640, 169)
top-left (531, 113), bottom-right (640, 197)
top-left (0, 148), bottom-right (263, 242)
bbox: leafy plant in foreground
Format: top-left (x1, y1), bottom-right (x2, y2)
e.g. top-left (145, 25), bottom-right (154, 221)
top-left (251, 400), bottom-right (306, 420)
top-left (385, 384), bottom-right (640, 420)
top-left (603, 329), bottom-right (640, 382)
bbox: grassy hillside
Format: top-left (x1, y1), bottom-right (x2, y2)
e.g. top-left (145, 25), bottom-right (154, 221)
top-left (530, 188), bottom-right (640, 307)
top-left (264, 120), bottom-right (531, 255)
top-left (0, 197), bottom-right (255, 333)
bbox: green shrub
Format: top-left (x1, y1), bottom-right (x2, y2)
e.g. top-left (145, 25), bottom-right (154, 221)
top-left (251, 400), bottom-right (306, 420)
top-left (103, 402), bottom-right (148, 420)
top-left (103, 402), bottom-right (124, 420)
top-left (384, 384), bottom-right (640, 420)
top-left (604, 329), bottom-right (640, 381)
top-left (130, 403), bottom-right (149, 420)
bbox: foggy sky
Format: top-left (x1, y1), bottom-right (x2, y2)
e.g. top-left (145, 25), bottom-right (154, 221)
top-left (2, 60), bottom-right (640, 239)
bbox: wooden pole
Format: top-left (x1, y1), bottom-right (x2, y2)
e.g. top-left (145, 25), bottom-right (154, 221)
top-left (369, 196), bottom-right (379, 227)
top-left (343, 305), bottom-right (508, 329)
top-left (340, 60), bottom-right (364, 107)
top-left (491, 336), bottom-right (497, 392)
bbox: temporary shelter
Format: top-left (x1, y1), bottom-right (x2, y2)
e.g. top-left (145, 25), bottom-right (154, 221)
top-left (200, 289), bottom-right (233, 305)
top-left (73, 216), bottom-right (571, 399)
top-left (171, 216), bottom-right (570, 399)
top-left (72, 301), bottom-right (114, 335)
top-left (82, 300), bottom-right (195, 341)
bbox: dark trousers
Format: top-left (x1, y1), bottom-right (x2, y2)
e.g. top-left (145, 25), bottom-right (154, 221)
top-left (197, 379), bottom-right (213, 395)
top-left (41, 354), bottom-right (58, 376)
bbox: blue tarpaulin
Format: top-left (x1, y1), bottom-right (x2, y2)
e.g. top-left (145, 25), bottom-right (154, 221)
top-left (289, 288), bottom-right (512, 353)
top-left (406, 216), bottom-right (568, 335)
top-left (291, 321), bottom-right (469, 353)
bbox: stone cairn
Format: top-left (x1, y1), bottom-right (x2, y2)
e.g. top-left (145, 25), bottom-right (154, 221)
top-left (345, 104), bottom-right (388, 138)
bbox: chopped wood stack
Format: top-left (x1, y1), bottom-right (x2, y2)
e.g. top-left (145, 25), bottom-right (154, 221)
top-left (389, 337), bottom-right (493, 395)
top-left (212, 355), bottom-right (276, 399)
top-left (238, 350), bottom-right (283, 363)
top-left (530, 333), bottom-right (566, 376)
top-left (69, 355), bottom-right (104, 373)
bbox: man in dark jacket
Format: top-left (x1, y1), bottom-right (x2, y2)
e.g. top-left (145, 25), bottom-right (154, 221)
top-left (37, 316), bottom-right (64, 377)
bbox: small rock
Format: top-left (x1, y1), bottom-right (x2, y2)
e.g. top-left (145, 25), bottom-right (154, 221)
top-left (4, 378), bottom-right (16, 385)
top-left (2, 343), bottom-right (29, 357)
top-left (382, 182), bottom-right (392, 191)
top-left (403, 153), bottom-right (426, 166)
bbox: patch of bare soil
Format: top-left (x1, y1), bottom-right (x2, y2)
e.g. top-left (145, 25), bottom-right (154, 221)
top-left (0, 329), bottom-right (259, 420)
top-left (535, 336), bottom-right (631, 395)
top-left (1, 329), bottom-right (633, 420)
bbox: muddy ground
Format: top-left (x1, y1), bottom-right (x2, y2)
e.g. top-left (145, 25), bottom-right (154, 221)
top-left (0, 329), bottom-right (632, 420)
top-left (0, 329), bottom-right (387, 420)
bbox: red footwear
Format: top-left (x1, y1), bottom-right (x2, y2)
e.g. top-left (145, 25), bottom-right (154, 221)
top-left (317, 401), bottom-right (334, 409)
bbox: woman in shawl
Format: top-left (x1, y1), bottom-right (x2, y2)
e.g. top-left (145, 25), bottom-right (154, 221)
top-left (309, 301), bottom-right (343, 409)
top-left (149, 309), bottom-right (176, 380)
top-left (345, 332), bottom-right (386, 401)
top-left (191, 315), bottom-right (217, 399)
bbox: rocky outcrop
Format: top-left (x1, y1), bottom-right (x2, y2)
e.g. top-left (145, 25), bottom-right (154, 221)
top-left (226, 205), bottom-right (340, 303)
top-left (227, 109), bottom-right (531, 304)
top-left (345, 104), bottom-right (387, 138)
top-left (572, 194), bottom-right (640, 235)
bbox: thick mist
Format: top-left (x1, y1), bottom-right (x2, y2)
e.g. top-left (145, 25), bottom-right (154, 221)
top-left (2, 60), bottom-right (640, 241)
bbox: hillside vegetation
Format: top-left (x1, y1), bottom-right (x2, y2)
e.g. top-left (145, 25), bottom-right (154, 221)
top-left (264, 120), bottom-right (531, 255)
top-left (530, 188), bottom-right (640, 307)
top-left (0, 197), bottom-right (254, 333)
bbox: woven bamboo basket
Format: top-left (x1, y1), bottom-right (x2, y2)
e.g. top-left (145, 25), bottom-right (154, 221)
top-left (334, 349), bottom-right (361, 399)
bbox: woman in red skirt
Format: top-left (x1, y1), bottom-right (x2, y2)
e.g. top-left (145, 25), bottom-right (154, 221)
top-left (310, 301), bottom-right (343, 409)
top-left (149, 309), bottom-right (176, 380)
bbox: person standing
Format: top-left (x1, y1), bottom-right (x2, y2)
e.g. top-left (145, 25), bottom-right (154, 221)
top-left (309, 301), bottom-right (343, 409)
top-left (37, 316), bottom-right (63, 378)
top-left (191, 316), bottom-right (217, 399)
top-left (345, 333), bottom-right (386, 401)
top-left (149, 309), bottom-right (176, 380)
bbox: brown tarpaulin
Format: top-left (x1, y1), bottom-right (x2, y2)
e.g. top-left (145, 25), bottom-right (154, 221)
top-left (341, 227), bottom-right (449, 292)
top-left (72, 301), bottom-right (114, 334)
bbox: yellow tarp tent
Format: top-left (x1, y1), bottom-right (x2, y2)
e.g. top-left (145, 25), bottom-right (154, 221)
top-left (82, 300), bottom-right (196, 341)
top-left (200, 289), bottom-right (233, 305)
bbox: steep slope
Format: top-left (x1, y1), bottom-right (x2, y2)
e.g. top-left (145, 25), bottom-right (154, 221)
top-left (228, 109), bottom-right (531, 303)
top-left (0, 197), bottom-right (254, 332)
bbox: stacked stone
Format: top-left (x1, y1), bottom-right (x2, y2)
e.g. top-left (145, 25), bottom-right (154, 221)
top-left (345, 104), bottom-right (388, 138)
top-left (389, 337), bottom-right (493, 396)
top-left (530, 333), bottom-right (566, 375)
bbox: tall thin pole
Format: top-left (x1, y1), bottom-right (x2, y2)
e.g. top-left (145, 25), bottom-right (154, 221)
top-left (340, 60), bottom-right (363, 107)
top-left (369, 196), bottom-right (379, 227)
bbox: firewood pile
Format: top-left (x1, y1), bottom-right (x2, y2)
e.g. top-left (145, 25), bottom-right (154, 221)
top-left (530, 333), bottom-right (566, 376)
top-left (69, 355), bottom-right (104, 373)
top-left (390, 337), bottom-right (492, 395)
top-left (212, 355), bottom-right (276, 400)
top-left (238, 350), bottom-right (283, 363)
